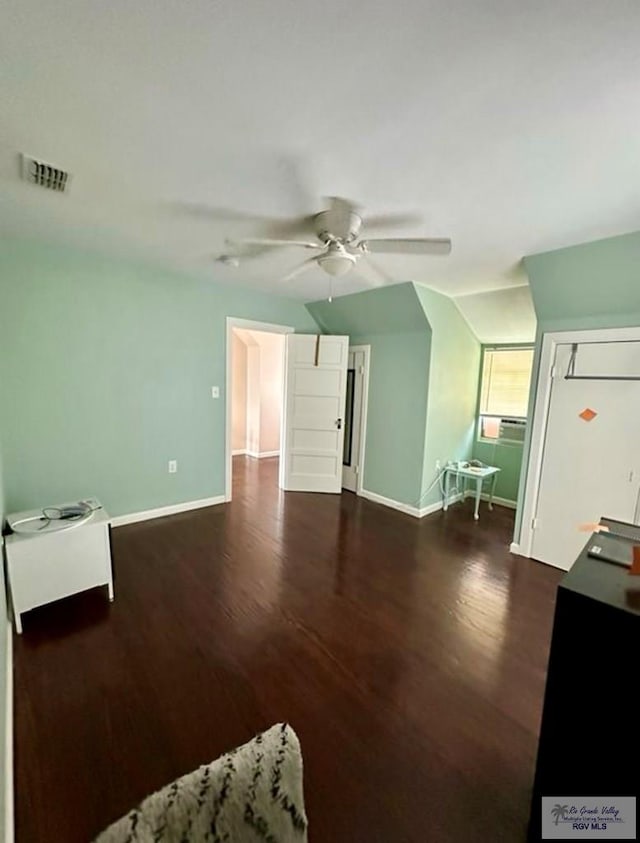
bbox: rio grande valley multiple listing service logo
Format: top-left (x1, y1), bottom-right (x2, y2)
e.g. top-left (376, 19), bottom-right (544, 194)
top-left (541, 797), bottom-right (636, 839)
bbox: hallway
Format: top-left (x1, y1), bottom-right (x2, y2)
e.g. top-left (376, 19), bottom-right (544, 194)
top-left (13, 456), bottom-right (561, 842)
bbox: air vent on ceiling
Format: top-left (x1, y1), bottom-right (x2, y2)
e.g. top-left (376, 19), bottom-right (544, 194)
top-left (21, 154), bottom-right (71, 193)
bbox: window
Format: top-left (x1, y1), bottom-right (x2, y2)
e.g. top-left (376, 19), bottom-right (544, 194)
top-left (478, 347), bottom-right (534, 442)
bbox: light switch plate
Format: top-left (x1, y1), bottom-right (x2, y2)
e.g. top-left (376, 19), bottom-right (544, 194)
top-left (211, 386), bottom-right (220, 398)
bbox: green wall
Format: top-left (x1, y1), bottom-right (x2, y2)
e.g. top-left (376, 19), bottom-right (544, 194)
top-left (473, 437), bottom-right (523, 503)
top-left (0, 440), bottom-right (6, 835)
top-left (308, 284), bottom-right (431, 506)
top-left (309, 282), bottom-right (480, 511)
top-left (0, 239), bottom-right (318, 517)
top-left (414, 286), bottom-right (480, 507)
top-left (471, 345), bottom-right (532, 504)
top-left (514, 229), bottom-right (640, 540)
top-left (525, 230), bottom-right (640, 332)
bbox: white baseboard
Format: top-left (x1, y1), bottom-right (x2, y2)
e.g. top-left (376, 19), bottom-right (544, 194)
top-left (5, 619), bottom-right (13, 843)
top-left (359, 489), bottom-right (422, 517)
top-left (359, 489), bottom-right (462, 519)
top-left (232, 449), bottom-right (247, 456)
top-left (110, 496), bottom-right (226, 527)
top-left (246, 450), bottom-right (280, 459)
top-left (417, 493), bottom-right (463, 517)
top-left (510, 541), bottom-right (526, 556)
top-left (463, 491), bottom-right (517, 510)
top-left (492, 497), bottom-right (517, 510)
top-left (417, 494), bottom-right (460, 517)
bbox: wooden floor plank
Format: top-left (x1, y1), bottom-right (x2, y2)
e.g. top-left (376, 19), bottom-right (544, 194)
top-left (13, 456), bottom-right (561, 842)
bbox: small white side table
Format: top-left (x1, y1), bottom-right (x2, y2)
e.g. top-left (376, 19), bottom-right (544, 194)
top-left (5, 498), bottom-right (113, 633)
top-left (443, 465), bottom-right (501, 521)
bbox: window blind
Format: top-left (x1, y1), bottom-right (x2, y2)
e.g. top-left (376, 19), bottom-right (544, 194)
top-left (480, 348), bottom-right (534, 418)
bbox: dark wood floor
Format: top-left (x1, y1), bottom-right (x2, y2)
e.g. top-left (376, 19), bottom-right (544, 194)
top-left (14, 456), bottom-right (562, 842)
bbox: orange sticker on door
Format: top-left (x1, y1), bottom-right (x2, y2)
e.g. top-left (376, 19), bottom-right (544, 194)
top-left (579, 408), bottom-right (597, 422)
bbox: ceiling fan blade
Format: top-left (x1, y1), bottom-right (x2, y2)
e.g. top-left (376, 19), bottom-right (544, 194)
top-left (228, 238), bottom-right (320, 250)
top-left (165, 202), bottom-right (272, 224)
top-left (363, 212), bottom-right (423, 232)
top-left (164, 201), bottom-right (316, 240)
top-left (356, 255), bottom-right (391, 287)
top-left (361, 237), bottom-right (452, 256)
top-left (328, 195), bottom-right (359, 214)
top-left (281, 256), bottom-right (320, 282)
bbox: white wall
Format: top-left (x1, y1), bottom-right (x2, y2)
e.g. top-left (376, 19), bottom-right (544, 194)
top-left (231, 332), bottom-right (247, 452)
top-left (246, 345), bottom-right (261, 455)
top-left (256, 333), bottom-right (284, 454)
top-left (233, 330), bottom-right (284, 458)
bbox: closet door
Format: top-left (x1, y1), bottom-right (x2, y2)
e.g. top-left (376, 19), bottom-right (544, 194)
top-left (531, 342), bottom-right (640, 570)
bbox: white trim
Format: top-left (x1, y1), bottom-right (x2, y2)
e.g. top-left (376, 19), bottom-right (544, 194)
top-left (110, 496), bottom-right (225, 527)
top-left (360, 488), bottom-right (462, 519)
top-left (488, 496), bottom-right (517, 510)
top-left (232, 449), bottom-right (247, 456)
top-left (517, 325), bottom-right (640, 558)
top-left (463, 491), bottom-right (517, 509)
top-left (360, 489), bottom-right (422, 517)
top-left (226, 318), bottom-right (294, 503)
top-left (5, 619), bottom-right (13, 843)
top-left (245, 450), bottom-right (280, 459)
top-left (509, 542), bottom-right (524, 556)
top-left (349, 345), bottom-right (371, 496)
top-left (417, 496), bottom-right (462, 517)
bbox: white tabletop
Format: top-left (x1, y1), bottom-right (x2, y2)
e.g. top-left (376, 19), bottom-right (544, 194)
top-left (6, 497), bottom-right (109, 542)
top-left (444, 464), bottom-right (500, 479)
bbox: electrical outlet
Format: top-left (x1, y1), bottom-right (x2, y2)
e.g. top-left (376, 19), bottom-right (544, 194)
top-left (211, 386), bottom-right (220, 399)
top-left (435, 459), bottom-right (441, 471)
top-left (168, 460), bottom-right (177, 474)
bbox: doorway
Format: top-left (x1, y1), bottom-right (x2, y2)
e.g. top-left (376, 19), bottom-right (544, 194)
top-left (342, 345), bottom-right (370, 494)
top-left (226, 325), bottom-right (370, 501)
top-left (225, 318), bottom-right (293, 501)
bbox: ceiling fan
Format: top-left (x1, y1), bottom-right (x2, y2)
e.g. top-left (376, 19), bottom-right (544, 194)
top-left (221, 196), bottom-right (452, 283)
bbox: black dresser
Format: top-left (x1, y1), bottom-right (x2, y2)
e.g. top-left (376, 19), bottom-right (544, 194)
top-left (528, 541), bottom-right (640, 840)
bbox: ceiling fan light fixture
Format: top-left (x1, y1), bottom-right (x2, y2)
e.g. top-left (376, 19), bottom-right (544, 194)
top-left (317, 250), bottom-right (356, 277)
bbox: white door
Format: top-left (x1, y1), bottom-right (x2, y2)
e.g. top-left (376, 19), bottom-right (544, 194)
top-left (342, 349), bottom-right (366, 493)
top-left (280, 334), bottom-right (349, 493)
top-left (531, 341), bottom-right (640, 570)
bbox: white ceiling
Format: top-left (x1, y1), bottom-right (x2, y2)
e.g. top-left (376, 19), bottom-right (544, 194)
top-left (2, 0), bottom-right (640, 304)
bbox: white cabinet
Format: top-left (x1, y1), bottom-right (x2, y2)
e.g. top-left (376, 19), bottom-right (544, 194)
top-left (5, 499), bottom-right (113, 633)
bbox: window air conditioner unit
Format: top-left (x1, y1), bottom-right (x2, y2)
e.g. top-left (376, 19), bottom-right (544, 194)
top-left (498, 418), bottom-right (526, 444)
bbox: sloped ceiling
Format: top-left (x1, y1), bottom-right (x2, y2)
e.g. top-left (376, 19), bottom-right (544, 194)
top-left (2, 1), bottom-right (640, 303)
top-left (454, 286), bottom-right (537, 343)
top-left (525, 229), bottom-right (640, 328)
top-left (308, 283), bottom-right (430, 336)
